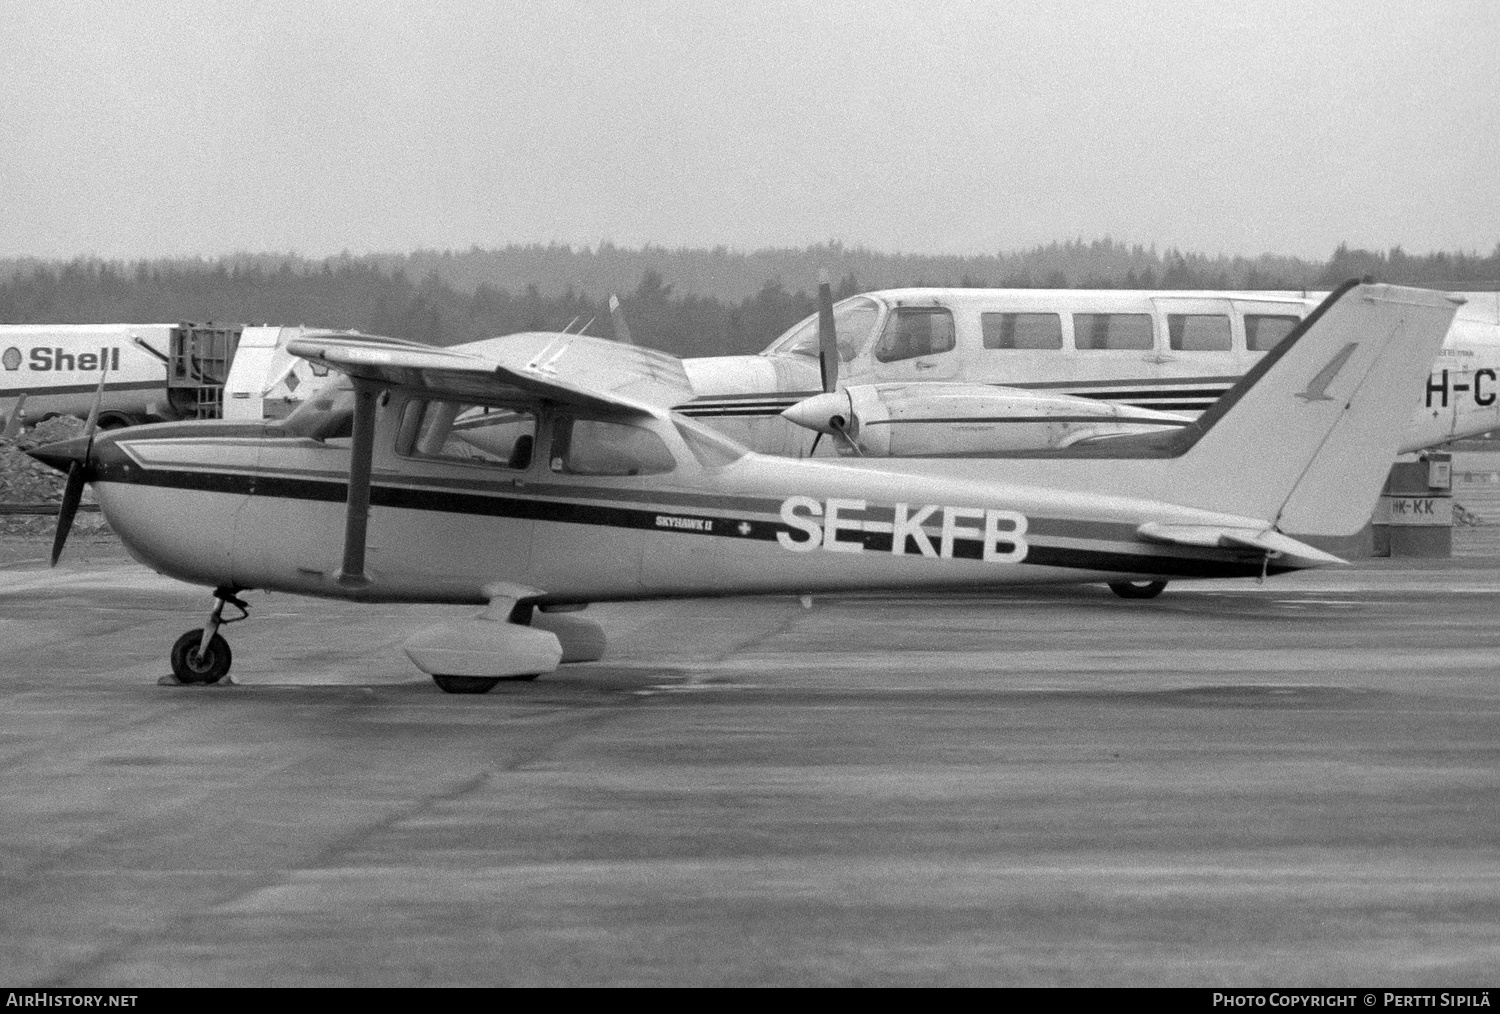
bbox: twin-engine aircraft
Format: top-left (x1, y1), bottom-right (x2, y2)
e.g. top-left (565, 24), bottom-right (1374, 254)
top-left (30, 281), bottom-right (1458, 694)
top-left (668, 284), bottom-right (1500, 458)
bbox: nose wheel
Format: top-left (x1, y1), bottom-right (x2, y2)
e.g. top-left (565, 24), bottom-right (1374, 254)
top-left (171, 630), bottom-right (233, 684)
top-left (170, 588), bottom-right (249, 685)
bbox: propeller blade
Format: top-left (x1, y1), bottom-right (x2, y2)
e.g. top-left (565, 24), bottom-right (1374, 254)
top-left (50, 461), bottom-right (88, 566)
top-left (48, 364), bottom-right (109, 566)
top-left (1, 393), bottom-right (25, 440)
top-left (817, 270), bottom-right (837, 393)
top-left (82, 361), bottom-right (108, 439)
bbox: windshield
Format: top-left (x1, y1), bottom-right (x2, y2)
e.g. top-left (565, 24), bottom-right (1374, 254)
top-left (550, 417), bottom-right (677, 477)
top-left (278, 376), bottom-right (356, 440)
top-left (763, 297), bottom-right (881, 363)
top-left (673, 416), bottom-right (748, 467)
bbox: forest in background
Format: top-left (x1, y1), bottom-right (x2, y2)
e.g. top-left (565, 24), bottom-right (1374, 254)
top-left (1, 240), bottom-right (1497, 358)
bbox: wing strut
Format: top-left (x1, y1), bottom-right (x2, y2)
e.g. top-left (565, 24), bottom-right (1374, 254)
top-left (335, 380), bottom-right (378, 588)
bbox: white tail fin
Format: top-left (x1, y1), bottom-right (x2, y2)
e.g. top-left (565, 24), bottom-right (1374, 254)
top-left (1164, 281), bottom-right (1459, 534)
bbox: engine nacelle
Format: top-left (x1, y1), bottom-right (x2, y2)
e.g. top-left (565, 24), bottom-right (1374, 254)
top-left (782, 382), bottom-right (1189, 457)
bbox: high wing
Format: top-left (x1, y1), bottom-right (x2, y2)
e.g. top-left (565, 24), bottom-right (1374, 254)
top-left (286, 330), bottom-right (693, 418)
top-left (282, 329), bottom-right (699, 589)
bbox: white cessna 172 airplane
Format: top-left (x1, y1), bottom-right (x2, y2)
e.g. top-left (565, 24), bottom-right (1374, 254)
top-left (29, 281), bottom-right (1457, 694)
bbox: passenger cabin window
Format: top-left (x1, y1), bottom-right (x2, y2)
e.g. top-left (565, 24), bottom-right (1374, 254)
top-left (1167, 314), bottom-right (1231, 352)
top-left (1073, 313), bottom-right (1154, 351)
top-left (874, 307), bottom-right (957, 363)
top-left (771, 298), bottom-right (881, 363)
top-left (397, 400), bottom-right (537, 469)
top-left (1245, 314), bottom-right (1302, 352)
top-left (982, 312), bottom-right (1063, 350)
top-left (551, 418), bottom-right (675, 476)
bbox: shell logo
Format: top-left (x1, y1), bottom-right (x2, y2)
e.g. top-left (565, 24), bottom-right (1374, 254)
top-left (2, 347), bottom-right (20, 371)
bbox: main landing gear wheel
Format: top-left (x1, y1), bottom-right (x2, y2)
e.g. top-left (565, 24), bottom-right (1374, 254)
top-left (1109, 580), bottom-right (1168, 600)
top-left (431, 674), bottom-right (541, 694)
top-left (171, 630), bottom-right (233, 684)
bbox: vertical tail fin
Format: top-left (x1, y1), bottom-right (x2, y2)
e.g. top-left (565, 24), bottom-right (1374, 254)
top-left (1167, 281), bottom-right (1459, 534)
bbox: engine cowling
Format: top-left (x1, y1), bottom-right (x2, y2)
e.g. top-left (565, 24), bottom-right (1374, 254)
top-left (781, 382), bottom-right (1189, 457)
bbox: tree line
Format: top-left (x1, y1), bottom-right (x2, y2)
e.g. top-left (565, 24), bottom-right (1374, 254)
top-left (0, 241), bottom-right (1495, 357)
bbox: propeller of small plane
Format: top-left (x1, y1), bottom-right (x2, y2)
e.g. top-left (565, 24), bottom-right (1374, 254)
top-left (40, 366), bottom-right (109, 566)
top-left (817, 270), bottom-right (837, 394)
top-left (803, 272), bottom-right (861, 457)
top-left (1, 393), bottom-right (26, 440)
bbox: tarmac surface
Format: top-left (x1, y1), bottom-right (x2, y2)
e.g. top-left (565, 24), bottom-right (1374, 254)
top-left (1, 539), bottom-right (1498, 986)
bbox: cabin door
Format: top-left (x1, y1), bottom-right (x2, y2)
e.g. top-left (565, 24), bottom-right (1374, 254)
top-left (863, 305), bottom-right (962, 383)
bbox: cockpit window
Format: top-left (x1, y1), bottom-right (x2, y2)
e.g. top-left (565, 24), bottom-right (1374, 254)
top-left (765, 297), bottom-right (881, 363)
top-left (279, 376), bottom-right (356, 440)
top-left (874, 307), bottom-right (956, 363)
top-left (397, 399), bottom-right (537, 469)
top-left (550, 418), bottom-right (676, 476)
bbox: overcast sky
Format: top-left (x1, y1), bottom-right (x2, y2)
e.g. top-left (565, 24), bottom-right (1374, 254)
top-left (2, 0), bottom-right (1496, 262)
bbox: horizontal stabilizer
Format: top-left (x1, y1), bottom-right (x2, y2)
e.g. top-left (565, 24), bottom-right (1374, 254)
top-left (1136, 521), bottom-right (1346, 569)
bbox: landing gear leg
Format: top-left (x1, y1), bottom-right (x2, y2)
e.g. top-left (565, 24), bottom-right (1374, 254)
top-left (170, 587), bottom-right (249, 685)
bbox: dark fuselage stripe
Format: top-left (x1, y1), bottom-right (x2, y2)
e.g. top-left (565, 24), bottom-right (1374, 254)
top-left (93, 461), bottom-right (1284, 579)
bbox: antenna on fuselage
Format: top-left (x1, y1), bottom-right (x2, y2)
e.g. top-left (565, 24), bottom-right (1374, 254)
top-left (609, 295), bottom-right (635, 346)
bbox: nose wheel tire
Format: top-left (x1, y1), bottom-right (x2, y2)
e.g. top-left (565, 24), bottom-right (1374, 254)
top-left (1109, 580), bottom-right (1168, 600)
top-left (170, 630), bottom-right (233, 684)
top-left (432, 674), bottom-right (540, 694)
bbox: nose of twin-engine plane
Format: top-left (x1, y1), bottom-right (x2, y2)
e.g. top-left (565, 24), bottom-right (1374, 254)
top-left (781, 390), bottom-right (852, 435)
